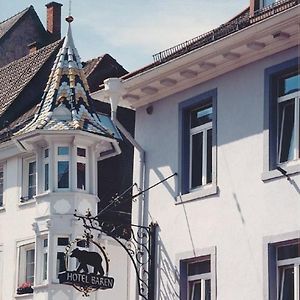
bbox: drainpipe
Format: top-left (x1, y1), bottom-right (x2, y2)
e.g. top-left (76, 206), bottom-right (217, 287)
top-left (104, 78), bottom-right (146, 300)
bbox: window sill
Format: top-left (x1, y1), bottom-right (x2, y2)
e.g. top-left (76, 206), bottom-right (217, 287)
top-left (262, 163), bottom-right (300, 181)
top-left (15, 293), bottom-right (33, 298)
top-left (0, 206), bottom-right (5, 213)
top-left (176, 183), bottom-right (218, 204)
top-left (32, 283), bottom-right (48, 290)
top-left (19, 198), bottom-right (36, 207)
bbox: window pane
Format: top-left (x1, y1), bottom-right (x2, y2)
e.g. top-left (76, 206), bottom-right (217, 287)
top-left (77, 148), bottom-right (86, 157)
top-left (191, 104), bottom-right (212, 128)
top-left (279, 267), bottom-right (294, 300)
top-left (278, 243), bottom-right (300, 260)
top-left (57, 237), bottom-right (69, 246)
top-left (43, 238), bottom-right (48, 248)
top-left (188, 260), bottom-right (210, 276)
top-left (57, 147), bottom-right (69, 155)
top-left (58, 161), bottom-right (69, 188)
top-left (189, 281), bottom-right (201, 300)
top-left (44, 148), bottom-right (49, 158)
top-left (26, 249), bottom-right (35, 284)
top-left (28, 161), bottom-right (36, 199)
top-left (278, 99), bottom-right (295, 162)
top-left (56, 252), bottom-right (66, 276)
top-left (43, 253), bottom-right (47, 280)
top-left (279, 73), bottom-right (300, 96)
top-left (77, 162), bottom-right (86, 190)
top-left (44, 163), bottom-right (49, 191)
top-left (28, 161), bottom-right (36, 174)
top-left (263, 0), bottom-right (276, 6)
top-left (207, 129), bottom-right (212, 183)
top-left (205, 280), bottom-right (211, 300)
top-left (191, 132), bottom-right (203, 189)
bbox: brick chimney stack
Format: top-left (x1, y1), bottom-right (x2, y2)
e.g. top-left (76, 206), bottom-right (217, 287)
top-left (46, 2), bottom-right (63, 41)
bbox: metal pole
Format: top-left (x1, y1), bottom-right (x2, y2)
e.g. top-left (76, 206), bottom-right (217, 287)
top-left (148, 222), bottom-right (158, 300)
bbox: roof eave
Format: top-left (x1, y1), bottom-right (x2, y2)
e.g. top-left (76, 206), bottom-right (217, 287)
top-left (104, 4), bottom-right (299, 109)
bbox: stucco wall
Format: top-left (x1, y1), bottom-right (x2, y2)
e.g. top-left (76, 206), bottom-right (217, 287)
top-left (133, 46), bottom-right (300, 300)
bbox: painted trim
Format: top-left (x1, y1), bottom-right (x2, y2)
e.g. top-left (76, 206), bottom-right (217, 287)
top-left (176, 246), bottom-right (217, 300)
top-left (262, 57), bottom-right (300, 180)
top-left (178, 88), bottom-right (217, 200)
top-left (263, 230), bottom-right (300, 300)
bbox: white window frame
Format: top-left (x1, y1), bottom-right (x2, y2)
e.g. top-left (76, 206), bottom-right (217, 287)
top-left (189, 119), bottom-right (212, 191)
top-left (277, 91), bottom-right (300, 166)
top-left (43, 148), bottom-right (50, 192)
top-left (178, 247), bottom-right (216, 300)
top-left (276, 242), bottom-right (300, 300)
top-left (17, 242), bottom-right (35, 287)
top-left (55, 146), bottom-right (70, 190)
top-left (53, 236), bottom-right (70, 282)
top-left (76, 146), bottom-right (88, 191)
top-left (41, 237), bottom-right (48, 283)
top-left (186, 258), bottom-right (212, 300)
top-left (22, 156), bottom-right (36, 201)
top-left (0, 163), bottom-right (4, 208)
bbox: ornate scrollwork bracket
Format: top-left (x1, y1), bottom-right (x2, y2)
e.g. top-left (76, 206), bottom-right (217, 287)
top-left (74, 209), bottom-right (157, 300)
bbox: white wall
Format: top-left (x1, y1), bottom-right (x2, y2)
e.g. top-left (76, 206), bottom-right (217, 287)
top-left (0, 150), bottom-right (130, 300)
top-left (132, 47), bottom-right (300, 300)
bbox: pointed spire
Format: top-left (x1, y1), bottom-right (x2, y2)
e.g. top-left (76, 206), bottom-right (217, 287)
top-left (16, 16), bottom-right (114, 138)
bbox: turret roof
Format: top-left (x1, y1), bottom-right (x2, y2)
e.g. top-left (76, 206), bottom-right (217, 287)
top-left (16, 19), bottom-right (116, 139)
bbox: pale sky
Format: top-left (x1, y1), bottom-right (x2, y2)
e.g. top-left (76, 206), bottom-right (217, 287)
top-left (0, 1), bottom-right (249, 72)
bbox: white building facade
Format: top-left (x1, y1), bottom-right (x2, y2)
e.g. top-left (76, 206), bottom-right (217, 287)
top-left (0, 17), bottom-right (130, 300)
top-left (97, 0), bottom-right (300, 299)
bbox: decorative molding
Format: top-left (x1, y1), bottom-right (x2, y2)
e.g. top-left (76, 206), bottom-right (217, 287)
top-left (223, 52), bottom-right (241, 60)
top-left (160, 78), bottom-right (177, 87)
top-left (141, 86), bottom-right (158, 95)
top-left (247, 41), bottom-right (266, 50)
top-left (179, 69), bottom-right (198, 79)
top-left (199, 62), bottom-right (216, 70)
top-left (273, 31), bottom-right (290, 40)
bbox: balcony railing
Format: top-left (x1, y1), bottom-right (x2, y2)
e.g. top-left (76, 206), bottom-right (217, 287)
top-left (152, 0), bottom-right (299, 64)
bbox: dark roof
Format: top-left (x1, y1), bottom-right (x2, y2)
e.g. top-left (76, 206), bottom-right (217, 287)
top-left (83, 55), bottom-right (105, 77)
top-left (0, 39), bottom-right (62, 118)
top-left (0, 6), bottom-right (31, 39)
top-left (123, 0), bottom-right (299, 79)
top-left (83, 54), bottom-right (128, 93)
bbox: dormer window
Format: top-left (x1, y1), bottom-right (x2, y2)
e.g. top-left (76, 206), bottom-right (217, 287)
top-left (56, 146), bottom-right (70, 189)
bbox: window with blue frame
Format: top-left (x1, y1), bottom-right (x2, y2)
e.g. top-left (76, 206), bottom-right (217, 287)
top-left (180, 256), bottom-right (212, 300)
top-left (268, 239), bottom-right (300, 300)
top-left (265, 58), bottom-right (299, 172)
top-left (179, 89), bottom-right (217, 195)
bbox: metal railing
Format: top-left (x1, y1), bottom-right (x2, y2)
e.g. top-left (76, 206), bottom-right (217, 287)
top-left (152, 0), bottom-right (299, 64)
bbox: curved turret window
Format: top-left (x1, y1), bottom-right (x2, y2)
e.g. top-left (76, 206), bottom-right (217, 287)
top-left (56, 146), bottom-right (70, 189)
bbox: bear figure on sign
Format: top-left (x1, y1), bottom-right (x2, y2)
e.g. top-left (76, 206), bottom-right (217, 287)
top-left (70, 248), bottom-right (104, 276)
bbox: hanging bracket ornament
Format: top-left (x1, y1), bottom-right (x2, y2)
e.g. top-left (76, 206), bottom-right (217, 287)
top-left (68, 209), bottom-right (157, 300)
top-left (59, 210), bottom-right (115, 297)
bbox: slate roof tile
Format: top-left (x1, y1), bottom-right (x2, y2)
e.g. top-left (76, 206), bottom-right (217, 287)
top-left (0, 6), bottom-right (31, 39)
top-left (0, 39), bottom-right (62, 117)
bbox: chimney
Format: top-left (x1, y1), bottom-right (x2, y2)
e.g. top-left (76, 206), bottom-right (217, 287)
top-left (250, 0), bottom-right (260, 16)
top-left (45, 2), bottom-right (63, 41)
top-left (28, 41), bottom-right (40, 54)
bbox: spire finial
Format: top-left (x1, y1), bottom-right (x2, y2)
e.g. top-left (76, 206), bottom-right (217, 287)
top-left (66, 0), bottom-right (73, 23)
